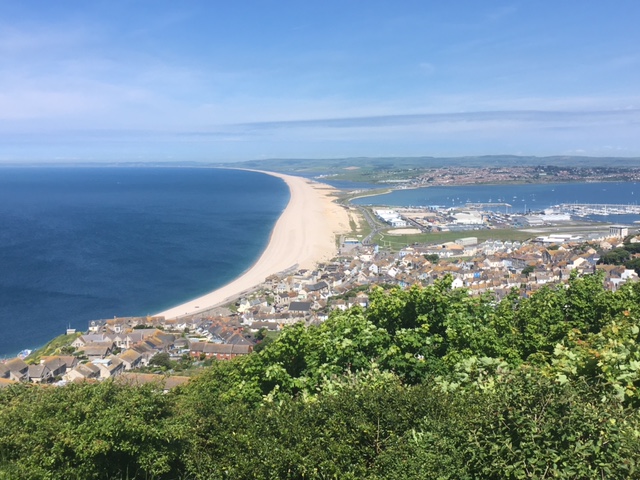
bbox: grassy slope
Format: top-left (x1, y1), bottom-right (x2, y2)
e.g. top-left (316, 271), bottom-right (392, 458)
top-left (26, 332), bottom-right (81, 365)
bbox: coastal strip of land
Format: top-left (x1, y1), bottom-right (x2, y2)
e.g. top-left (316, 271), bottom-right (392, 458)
top-left (156, 170), bottom-right (350, 319)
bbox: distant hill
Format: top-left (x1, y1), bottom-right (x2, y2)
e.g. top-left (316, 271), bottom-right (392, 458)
top-left (221, 154), bottom-right (640, 173)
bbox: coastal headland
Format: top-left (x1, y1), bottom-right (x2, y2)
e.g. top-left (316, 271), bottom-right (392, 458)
top-left (156, 170), bottom-right (350, 319)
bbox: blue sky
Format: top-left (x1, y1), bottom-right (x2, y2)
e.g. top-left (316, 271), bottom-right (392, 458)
top-left (1, 1), bottom-right (639, 162)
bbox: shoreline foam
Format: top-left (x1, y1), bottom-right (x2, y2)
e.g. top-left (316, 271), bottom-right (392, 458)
top-left (155, 170), bottom-right (350, 319)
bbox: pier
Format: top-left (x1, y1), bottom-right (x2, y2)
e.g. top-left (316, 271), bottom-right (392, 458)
top-left (465, 202), bottom-right (512, 208)
top-left (554, 203), bottom-right (640, 216)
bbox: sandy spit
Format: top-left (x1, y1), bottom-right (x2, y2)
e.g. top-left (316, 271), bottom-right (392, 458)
top-left (155, 170), bottom-right (351, 319)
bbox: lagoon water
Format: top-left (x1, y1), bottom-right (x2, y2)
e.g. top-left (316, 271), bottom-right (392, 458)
top-left (352, 182), bottom-right (640, 224)
top-left (0, 167), bottom-right (289, 357)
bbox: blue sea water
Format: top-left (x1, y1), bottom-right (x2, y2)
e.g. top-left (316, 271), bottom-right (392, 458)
top-left (0, 167), bottom-right (289, 357)
top-left (352, 182), bottom-right (640, 223)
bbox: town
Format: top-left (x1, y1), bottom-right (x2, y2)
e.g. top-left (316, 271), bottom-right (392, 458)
top-left (2, 214), bottom-right (638, 389)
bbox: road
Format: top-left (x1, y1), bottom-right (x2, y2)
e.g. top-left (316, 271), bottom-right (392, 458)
top-left (356, 205), bottom-right (385, 245)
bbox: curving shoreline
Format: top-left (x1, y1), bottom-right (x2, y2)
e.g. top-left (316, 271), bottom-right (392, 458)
top-left (155, 170), bottom-right (350, 319)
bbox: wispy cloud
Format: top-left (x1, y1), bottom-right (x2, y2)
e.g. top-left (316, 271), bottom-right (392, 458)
top-left (418, 62), bottom-right (436, 76)
top-left (230, 108), bottom-right (640, 131)
top-left (0, 25), bottom-right (88, 54)
top-left (486, 4), bottom-right (519, 22)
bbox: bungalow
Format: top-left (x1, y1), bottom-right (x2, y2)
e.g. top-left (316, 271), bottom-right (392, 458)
top-left (152, 332), bottom-right (176, 350)
top-left (64, 363), bottom-right (101, 382)
top-left (41, 356), bottom-right (78, 377)
top-left (94, 356), bottom-right (124, 379)
top-left (118, 329), bottom-right (164, 349)
top-left (28, 364), bottom-right (53, 383)
top-left (2, 358), bottom-right (29, 382)
top-left (224, 332), bottom-right (255, 346)
top-left (189, 342), bottom-right (253, 360)
top-left (82, 344), bottom-right (113, 361)
top-left (132, 343), bottom-right (158, 365)
top-left (72, 335), bottom-right (115, 350)
top-left (118, 349), bottom-right (143, 370)
top-left (249, 321), bottom-right (280, 332)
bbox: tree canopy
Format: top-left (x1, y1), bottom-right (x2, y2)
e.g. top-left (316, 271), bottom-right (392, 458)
top-left (2, 272), bottom-right (640, 478)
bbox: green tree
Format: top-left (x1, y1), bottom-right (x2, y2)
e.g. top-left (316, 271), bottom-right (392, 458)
top-left (149, 352), bottom-right (175, 370)
top-left (0, 382), bottom-right (183, 479)
top-left (599, 247), bottom-right (632, 265)
top-left (521, 264), bottom-right (535, 276)
top-left (423, 253), bottom-right (440, 263)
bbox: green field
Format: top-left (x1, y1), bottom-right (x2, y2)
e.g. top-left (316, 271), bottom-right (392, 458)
top-left (375, 228), bottom-right (534, 250)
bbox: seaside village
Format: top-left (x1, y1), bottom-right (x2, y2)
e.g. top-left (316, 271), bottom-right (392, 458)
top-left (2, 219), bottom-right (639, 389)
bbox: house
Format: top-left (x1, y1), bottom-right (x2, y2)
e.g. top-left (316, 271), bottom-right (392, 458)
top-left (332, 299), bottom-right (348, 311)
top-left (189, 342), bottom-right (253, 360)
top-left (64, 363), bottom-right (101, 382)
top-left (82, 344), bottom-right (113, 361)
top-left (117, 329), bottom-right (162, 349)
top-left (224, 332), bottom-right (255, 346)
top-left (40, 356), bottom-right (78, 378)
top-left (118, 349), bottom-right (143, 370)
top-left (141, 335), bottom-right (161, 351)
top-left (28, 364), bottom-right (53, 383)
top-left (2, 358), bottom-right (29, 382)
top-left (305, 281), bottom-right (329, 295)
top-left (72, 334), bottom-right (113, 349)
top-left (154, 332), bottom-right (176, 349)
top-left (289, 301), bottom-right (312, 315)
top-left (249, 321), bottom-right (280, 332)
top-left (93, 356), bottom-right (124, 379)
top-left (265, 274), bottom-right (281, 289)
top-left (87, 319), bottom-right (107, 333)
top-left (354, 292), bottom-right (370, 308)
top-left (131, 343), bottom-right (157, 365)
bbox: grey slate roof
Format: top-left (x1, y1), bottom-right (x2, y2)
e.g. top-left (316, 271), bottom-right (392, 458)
top-left (289, 301), bottom-right (312, 313)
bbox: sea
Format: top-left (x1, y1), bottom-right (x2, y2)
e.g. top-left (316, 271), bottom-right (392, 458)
top-left (352, 181), bottom-right (640, 224)
top-left (0, 167), bottom-right (289, 358)
top-left (2, 171), bottom-right (639, 358)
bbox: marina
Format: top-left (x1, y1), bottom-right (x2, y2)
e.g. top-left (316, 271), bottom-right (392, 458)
top-left (553, 203), bottom-right (640, 217)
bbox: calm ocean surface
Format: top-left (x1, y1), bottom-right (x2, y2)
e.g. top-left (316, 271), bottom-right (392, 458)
top-left (353, 182), bottom-right (640, 224)
top-left (0, 167), bottom-right (289, 357)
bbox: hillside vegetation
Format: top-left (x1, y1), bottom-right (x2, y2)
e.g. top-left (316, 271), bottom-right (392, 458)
top-left (2, 272), bottom-right (640, 478)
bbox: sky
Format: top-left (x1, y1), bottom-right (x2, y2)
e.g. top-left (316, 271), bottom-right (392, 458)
top-left (1, 1), bottom-right (639, 162)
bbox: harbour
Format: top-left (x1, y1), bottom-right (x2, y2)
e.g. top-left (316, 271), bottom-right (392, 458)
top-left (552, 203), bottom-right (640, 217)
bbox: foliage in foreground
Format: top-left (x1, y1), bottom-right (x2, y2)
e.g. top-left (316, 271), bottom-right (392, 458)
top-left (3, 273), bottom-right (640, 478)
